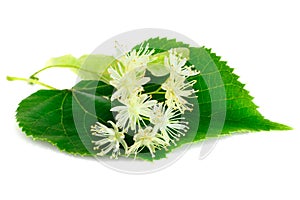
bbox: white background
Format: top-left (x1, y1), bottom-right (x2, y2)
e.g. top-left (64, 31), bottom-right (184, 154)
top-left (1, 0), bottom-right (299, 199)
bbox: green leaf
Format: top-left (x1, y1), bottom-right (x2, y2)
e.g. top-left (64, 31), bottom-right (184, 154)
top-left (16, 80), bottom-right (114, 156)
top-left (16, 80), bottom-right (168, 160)
top-left (16, 38), bottom-right (292, 161)
top-left (189, 47), bottom-right (292, 139)
top-left (16, 80), bottom-right (169, 160)
top-left (137, 38), bottom-right (292, 144)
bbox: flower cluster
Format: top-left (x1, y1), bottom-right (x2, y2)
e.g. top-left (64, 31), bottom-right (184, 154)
top-left (91, 44), bottom-right (200, 159)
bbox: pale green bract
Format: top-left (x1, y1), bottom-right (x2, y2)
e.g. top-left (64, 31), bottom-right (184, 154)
top-left (43, 47), bottom-right (190, 80)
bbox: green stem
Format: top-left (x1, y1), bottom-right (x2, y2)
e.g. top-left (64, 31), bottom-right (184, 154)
top-left (145, 86), bottom-right (165, 95)
top-left (6, 76), bottom-right (57, 90)
top-left (30, 65), bottom-right (81, 78)
top-left (154, 86), bottom-right (162, 93)
top-left (29, 64), bottom-right (110, 84)
top-left (141, 117), bottom-right (150, 121)
top-left (147, 91), bottom-right (166, 95)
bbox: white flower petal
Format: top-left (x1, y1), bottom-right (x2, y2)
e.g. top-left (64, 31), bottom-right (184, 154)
top-left (91, 121), bottom-right (126, 159)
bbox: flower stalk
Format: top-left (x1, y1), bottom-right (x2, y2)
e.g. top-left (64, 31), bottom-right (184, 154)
top-left (6, 76), bottom-right (57, 90)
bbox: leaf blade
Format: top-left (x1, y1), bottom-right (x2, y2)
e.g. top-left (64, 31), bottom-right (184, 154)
top-left (16, 38), bottom-right (291, 161)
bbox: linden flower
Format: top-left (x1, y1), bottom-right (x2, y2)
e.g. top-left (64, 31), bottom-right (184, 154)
top-left (165, 49), bottom-right (200, 77)
top-left (126, 126), bottom-right (167, 158)
top-left (91, 121), bottom-right (127, 159)
top-left (110, 94), bottom-right (157, 132)
top-left (119, 43), bottom-right (155, 72)
top-left (150, 103), bottom-right (189, 145)
top-left (108, 63), bottom-right (150, 101)
top-left (162, 74), bottom-right (198, 113)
